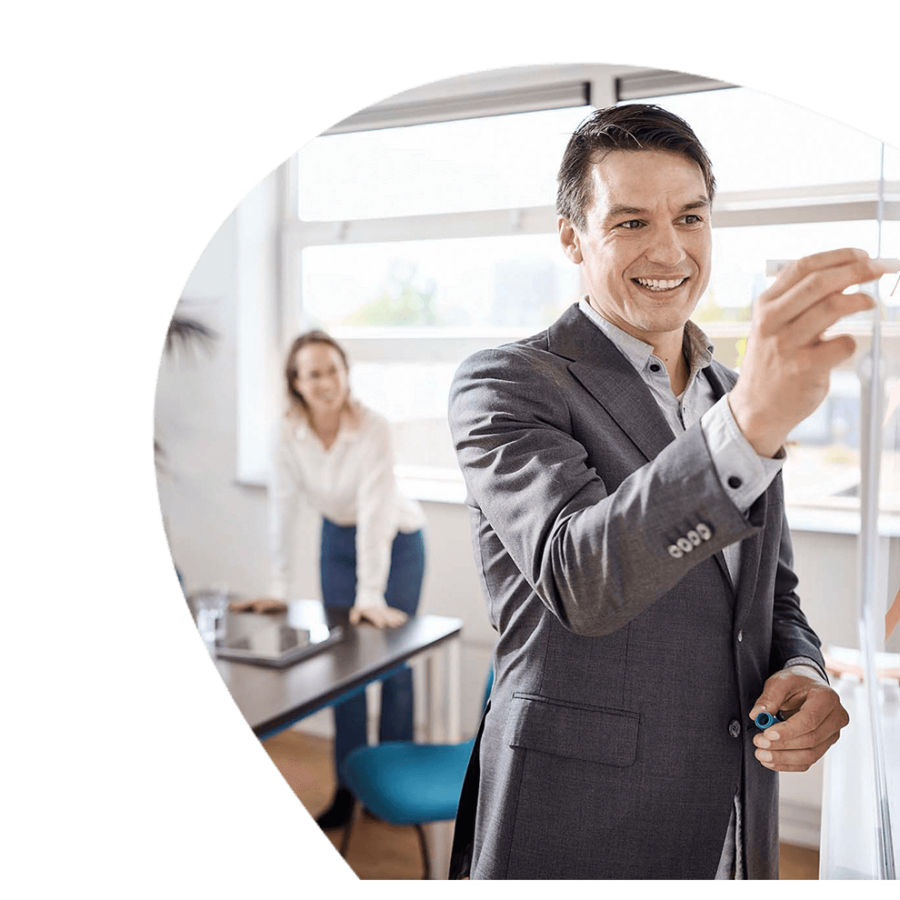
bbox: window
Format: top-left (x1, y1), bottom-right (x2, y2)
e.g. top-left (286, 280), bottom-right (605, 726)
top-left (300, 234), bottom-right (579, 331)
top-left (269, 74), bottom-right (899, 520)
top-left (298, 106), bottom-right (590, 220)
top-left (633, 87), bottom-right (885, 193)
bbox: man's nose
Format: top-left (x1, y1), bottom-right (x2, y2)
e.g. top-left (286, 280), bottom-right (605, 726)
top-left (646, 225), bottom-right (687, 267)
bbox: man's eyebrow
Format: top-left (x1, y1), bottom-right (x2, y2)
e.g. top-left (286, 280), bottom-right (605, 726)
top-left (603, 197), bottom-right (710, 221)
top-left (605, 205), bottom-right (645, 219)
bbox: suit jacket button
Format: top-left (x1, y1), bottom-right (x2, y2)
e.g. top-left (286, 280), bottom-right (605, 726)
top-left (728, 719), bottom-right (741, 738)
top-left (667, 544), bottom-right (683, 559)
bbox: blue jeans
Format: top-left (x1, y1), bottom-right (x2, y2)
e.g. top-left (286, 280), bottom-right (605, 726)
top-left (320, 518), bottom-right (426, 786)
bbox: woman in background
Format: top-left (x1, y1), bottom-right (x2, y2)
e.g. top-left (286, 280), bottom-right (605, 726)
top-left (267, 330), bottom-right (426, 829)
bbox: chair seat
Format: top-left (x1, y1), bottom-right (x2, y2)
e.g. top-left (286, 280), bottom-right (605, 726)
top-left (341, 739), bottom-right (476, 825)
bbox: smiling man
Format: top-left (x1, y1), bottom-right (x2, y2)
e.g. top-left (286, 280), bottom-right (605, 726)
top-left (445, 104), bottom-right (893, 879)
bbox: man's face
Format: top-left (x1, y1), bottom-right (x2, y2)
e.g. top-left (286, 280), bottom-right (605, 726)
top-left (559, 149), bottom-right (712, 343)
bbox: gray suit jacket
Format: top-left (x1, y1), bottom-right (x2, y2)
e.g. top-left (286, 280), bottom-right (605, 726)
top-left (447, 303), bottom-right (826, 880)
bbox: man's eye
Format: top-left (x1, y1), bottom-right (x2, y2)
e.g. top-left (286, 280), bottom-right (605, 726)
top-left (618, 220), bottom-right (643, 230)
top-left (682, 214), bottom-right (703, 225)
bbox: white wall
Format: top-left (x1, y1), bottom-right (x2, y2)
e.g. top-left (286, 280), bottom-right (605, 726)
top-left (154, 79), bottom-right (899, 849)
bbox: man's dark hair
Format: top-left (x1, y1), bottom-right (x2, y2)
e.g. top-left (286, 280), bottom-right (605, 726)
top-left (556, 103), bottom-right (716, 230)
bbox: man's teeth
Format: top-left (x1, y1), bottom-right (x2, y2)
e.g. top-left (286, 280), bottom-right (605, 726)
top-left (635, 277), bottom-right (687, 291)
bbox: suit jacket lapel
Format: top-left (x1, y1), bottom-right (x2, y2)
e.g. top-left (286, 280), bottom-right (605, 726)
top-left (548, 306), bottom-right (677, 463)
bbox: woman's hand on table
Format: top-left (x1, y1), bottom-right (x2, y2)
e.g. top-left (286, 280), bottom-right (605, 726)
top-left (349, 604), bottom-right (409, 629)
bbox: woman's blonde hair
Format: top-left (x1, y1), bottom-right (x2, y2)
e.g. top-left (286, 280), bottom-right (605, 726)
top-left (283, 330), bottom-right (354, 420)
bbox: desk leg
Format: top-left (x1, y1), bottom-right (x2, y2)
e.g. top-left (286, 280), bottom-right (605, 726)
top-left (424, 651), bottom-right (441, 743)
top-left (423, 637), bottom-right (461, 744)
top-left (426, 821), bottom-right (454, 879)
top-left (446, 637), bottom-right (461, 743)
top-left (428, 638), bottom-right (462, 878)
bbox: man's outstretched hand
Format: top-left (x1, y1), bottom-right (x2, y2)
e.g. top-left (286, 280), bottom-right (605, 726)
top-left (729, 249), bottom-right (898, 458)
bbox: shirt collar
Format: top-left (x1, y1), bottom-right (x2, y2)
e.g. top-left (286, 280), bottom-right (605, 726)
top-left (577, 297), bottom-right (714, 375)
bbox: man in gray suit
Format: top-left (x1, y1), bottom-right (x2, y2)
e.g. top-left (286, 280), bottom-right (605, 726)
top-left (447, 104), bottom-right (891, 879)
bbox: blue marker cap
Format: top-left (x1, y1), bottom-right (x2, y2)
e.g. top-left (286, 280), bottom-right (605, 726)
top-left (754, 711), bottom-right (780, 729)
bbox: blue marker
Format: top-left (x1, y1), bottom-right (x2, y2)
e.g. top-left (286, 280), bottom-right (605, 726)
top-left (754, 711), bottom-right (783, 730)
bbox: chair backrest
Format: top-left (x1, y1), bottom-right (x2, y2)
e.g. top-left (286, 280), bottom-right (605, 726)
top-left (459, 666), bottom-right (495, 750)
top-left (481, 666), bottom-right (494, 712)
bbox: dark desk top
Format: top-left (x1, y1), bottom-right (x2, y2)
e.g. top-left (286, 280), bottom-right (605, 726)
top-left (208, 600), bottom-right (462, 739)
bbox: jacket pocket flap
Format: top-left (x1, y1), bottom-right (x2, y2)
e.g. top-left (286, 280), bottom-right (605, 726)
top-left (507, 693), bottom-right (639, 767)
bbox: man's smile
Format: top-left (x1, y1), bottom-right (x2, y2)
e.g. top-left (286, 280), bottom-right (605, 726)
top-left (632, 276), bottom-right (690, 292)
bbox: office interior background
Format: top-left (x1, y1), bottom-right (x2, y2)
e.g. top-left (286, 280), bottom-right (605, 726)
top-left (154, 63), bottom-right (900, 853)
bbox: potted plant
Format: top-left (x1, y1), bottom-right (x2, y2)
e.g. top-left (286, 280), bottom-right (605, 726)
top-left (156, 305), bottom-right (217, 594)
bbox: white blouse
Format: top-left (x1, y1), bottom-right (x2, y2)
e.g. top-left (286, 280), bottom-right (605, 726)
top-left (268, 401), bottom-right (426, 609)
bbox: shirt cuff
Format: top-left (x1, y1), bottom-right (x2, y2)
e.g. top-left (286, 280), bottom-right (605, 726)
top-left (354, 589), bottom-right (387, 610)
top-left (782, 656), bottom-right (830, 685)
top-left (700, 394), bottom-right (784, 513)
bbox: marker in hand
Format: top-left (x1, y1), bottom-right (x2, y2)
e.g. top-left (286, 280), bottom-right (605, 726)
top-left (766, 257), bottom-right (900, 278)
top-left (754, 710), bottom-right (784, 730)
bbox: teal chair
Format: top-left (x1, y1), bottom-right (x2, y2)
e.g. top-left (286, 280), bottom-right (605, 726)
top-left (338, 667), bottom-right (493, 878)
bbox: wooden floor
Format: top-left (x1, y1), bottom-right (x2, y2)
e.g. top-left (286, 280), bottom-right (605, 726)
top-left (261, 729), bottom-right (820, 880)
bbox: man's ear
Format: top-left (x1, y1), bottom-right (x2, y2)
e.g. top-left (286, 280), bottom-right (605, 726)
top-left (558, 216), bottom-right (583, 264)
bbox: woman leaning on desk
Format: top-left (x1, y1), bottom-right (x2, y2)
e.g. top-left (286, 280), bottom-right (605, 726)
top-left (260, 329), bottom-right (426, 829)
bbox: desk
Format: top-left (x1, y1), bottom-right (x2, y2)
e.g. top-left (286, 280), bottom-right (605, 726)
top-left (208, 600), bottom-right (463, 741)
top-left (196, 599), bottom-right (464, 879)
